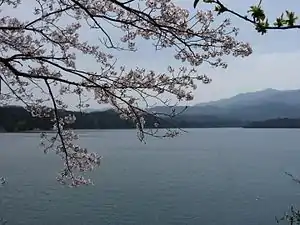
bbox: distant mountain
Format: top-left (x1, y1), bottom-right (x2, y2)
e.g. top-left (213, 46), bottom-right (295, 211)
top-left (195, 88), bottom-right (300, 108)
top-left (0, 106), bottom-right (243, 132)
top-left (3, 89), bottom-right (300, 132)
top-left (149, 89), bottom-right (300, 121)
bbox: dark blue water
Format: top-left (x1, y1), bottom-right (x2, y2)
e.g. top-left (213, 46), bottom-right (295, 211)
top-left (1, 129), bottom-right (300, 225)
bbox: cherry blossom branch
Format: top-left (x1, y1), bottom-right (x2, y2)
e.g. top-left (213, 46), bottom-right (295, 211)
top-left (0, 0), bottom-right (252, 186)
top-left (69, 0), bottom-right (115, 48)
top-left (44, 78), bottom-right (73, 176)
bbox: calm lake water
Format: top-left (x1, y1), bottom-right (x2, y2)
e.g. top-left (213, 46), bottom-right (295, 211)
top-left (1, 129), bottom-right (300, 225)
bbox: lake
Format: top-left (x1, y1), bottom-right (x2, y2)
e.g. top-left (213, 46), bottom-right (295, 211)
top-left (1, 129), bottom-right (300, 225)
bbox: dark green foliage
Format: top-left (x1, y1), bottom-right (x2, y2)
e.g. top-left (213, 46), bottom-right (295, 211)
top-left (244, 118), bottom-right (300, 128)
top-left (0, 106), bottom-right (134, 132)
top-left (3, 104), bottom-right (300, 132)
top-left (0, 106), bottom-right (244, 132)
top-left (0, 106), bottom-right (52, 132)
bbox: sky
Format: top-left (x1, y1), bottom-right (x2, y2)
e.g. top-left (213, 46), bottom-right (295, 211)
top-left (176, 0), bottom-right (300, 103)
top-left (122, 0), bottom-right (300, 104)
top-left (82, 0), bottom-right (300, 107)
top-left (2, 0), bottom-right (300, 109)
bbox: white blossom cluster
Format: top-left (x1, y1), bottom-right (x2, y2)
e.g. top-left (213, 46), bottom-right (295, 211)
top-left (0, 0), bottom-right (252, 186)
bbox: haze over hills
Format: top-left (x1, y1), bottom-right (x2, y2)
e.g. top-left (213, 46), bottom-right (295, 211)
top-left (150, 88), bottom-right (300, 121)
top-left (2, 88), bottom-right (300, 132)
top-left (195, 88), bottom-right (300, 107)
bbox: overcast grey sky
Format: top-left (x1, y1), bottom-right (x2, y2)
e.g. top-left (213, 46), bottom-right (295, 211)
top-left (123, 0), bottom-right (300, 104)
top-left (180, 0), bottom-right (300, 103)
top-left (80, 0), bottom-right (300, 106)
top-left (3, 0), bottom-right (300, 109)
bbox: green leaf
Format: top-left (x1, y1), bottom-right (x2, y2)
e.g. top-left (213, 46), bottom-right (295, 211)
top-left (264, 19), bottom-right (269, 28)
top-left (214, 5), bottom-right (226, 15)
top-left (285, 10), bottom-right (298, 26)
top-left (255, 22), bottom-right (267, 35)
top-left (248, 5), bottom-right (265, 21)
top-left (274, 14), bottom-right (284, 27)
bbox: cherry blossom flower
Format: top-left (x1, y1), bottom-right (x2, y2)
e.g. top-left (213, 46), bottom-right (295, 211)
top-left (0, 0), bottom-right (252, 186)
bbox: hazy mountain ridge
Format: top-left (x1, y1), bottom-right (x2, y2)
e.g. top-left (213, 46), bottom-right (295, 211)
top-left (150, 89), bottom-right (300, 121)
top-left (196, 88), bottom-right (300, 107)
top-left (0, 106), bottom-right (243, 132)
top-left (2, 88), bottom-right (300, 132)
